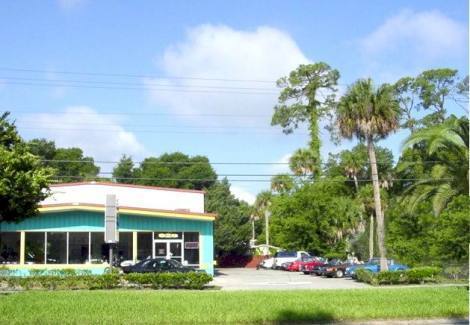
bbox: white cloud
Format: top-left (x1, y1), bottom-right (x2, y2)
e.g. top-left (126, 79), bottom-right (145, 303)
top-left (361, 10), bottom-right (467, 62)
top-left (146, 25), bottom-right (310, 126)
top-left (231, 185), bottom-right (256, 205)
top-left (57, 0), bottom-right (85, 10)
top-left (20, 106), bottom-right (147, 164)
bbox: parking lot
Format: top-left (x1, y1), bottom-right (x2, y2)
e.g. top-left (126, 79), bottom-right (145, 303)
top-left (211, 268), bottom-right (369, 290)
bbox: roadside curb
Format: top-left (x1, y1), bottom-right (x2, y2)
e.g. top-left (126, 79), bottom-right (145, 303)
top-left (329, 319), bottom-right (469, 325)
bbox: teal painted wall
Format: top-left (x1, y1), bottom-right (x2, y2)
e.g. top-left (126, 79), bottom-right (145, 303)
top-left (0, 211), bottom-right (214, 275)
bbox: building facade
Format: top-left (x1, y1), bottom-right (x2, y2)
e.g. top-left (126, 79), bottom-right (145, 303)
top-left (0, 182), bottom-right (215, 275)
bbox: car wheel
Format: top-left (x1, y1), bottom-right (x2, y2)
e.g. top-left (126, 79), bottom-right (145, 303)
top-left (336, 270), bottom-right (344, 278)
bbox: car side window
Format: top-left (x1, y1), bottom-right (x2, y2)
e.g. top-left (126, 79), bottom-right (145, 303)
top-left (158, 260), bottom-right (171, 269)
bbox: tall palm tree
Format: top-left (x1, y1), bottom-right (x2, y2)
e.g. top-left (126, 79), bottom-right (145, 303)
top-left (401, 116), bottom-right (469, 215)
top-left (336, 78), bottom-right (401, 271)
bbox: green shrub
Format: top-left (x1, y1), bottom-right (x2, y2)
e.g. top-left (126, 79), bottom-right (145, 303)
top-left (405, 267), bottom-right (440, 284)
top-left (376, 271), bottom-right (406, 285)
top-left (355, 267), bottom-right (441, 285)
top-left (0, 271), bottom-right (212, 291)
top-left (123, 272), bottom-right (212, 290)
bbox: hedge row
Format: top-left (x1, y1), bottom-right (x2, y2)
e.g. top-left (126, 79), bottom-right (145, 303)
top-left (355, 267), bottom-right (441, 285)
top-left (0, 272), bottom-right (213, 290)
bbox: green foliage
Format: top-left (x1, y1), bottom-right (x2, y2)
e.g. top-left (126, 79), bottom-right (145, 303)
top-left (272, 63), bottom-right (340, 176)
top-left (269, 180), bottom-right (361, 256)
top-left (0, 272), bottom-right (212, 290)
top-left (431, 195), bottom-right (470, 263)
top-left (206, 180), bottom-right (252, 257)
top-left (394, 69), bottom-right (464, 128)
top-left (336, 79), bottom-right (401, 142)
top-left (112, 155), bottom-right (136, 184)
top-left (270, 174), bottom-right (295, 194)
top-left (356, 267), bottom-right (441, 285)
top-left (27, 138), bottom-right (100, 182)
top-left (0, 113), bottom-right (52, 223)
top-left (130, 152), bottom-right (217, 190)
top-left (400, 115), bottom-right (468, 215)
top-left (325, 143), bottom-right (394, 190)
top-left (123, 272), bottom-right (212, 289)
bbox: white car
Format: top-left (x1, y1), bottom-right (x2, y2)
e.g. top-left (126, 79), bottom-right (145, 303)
top-left (272, 251), bottom-right (310, 269)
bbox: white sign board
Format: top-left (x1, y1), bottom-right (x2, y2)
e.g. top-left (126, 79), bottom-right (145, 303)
top-left (104, 194), bottom-right (119, 243)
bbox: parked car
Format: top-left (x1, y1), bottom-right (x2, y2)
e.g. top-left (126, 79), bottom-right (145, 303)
top-left (311, 263), bottom-right (326, 276)
top-left (272, 251), bottom-right (310, 270)
top-left (121, 258), bottom-right (196, 274)
top-left (258, 257), bottom-right (275, 269)
top-left (322, 259), bottom-right (350, 278)
top-left (297, 257), bottom-right (326, 274)
top-left (280, 261), bottom-right (293, 270)
top-left (346, 258), bottom-right (409, 278)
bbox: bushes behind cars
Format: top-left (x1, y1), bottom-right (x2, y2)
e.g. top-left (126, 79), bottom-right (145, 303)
top-left (356, 267), bottom-right (441, 285)
top-left (0, 270), bottom-right (212, 291)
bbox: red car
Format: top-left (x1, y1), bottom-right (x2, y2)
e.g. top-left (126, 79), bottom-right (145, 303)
top-left (299, 257), bottom-right (326, 274)
top-left (287, 257), bottom-right (324, 272)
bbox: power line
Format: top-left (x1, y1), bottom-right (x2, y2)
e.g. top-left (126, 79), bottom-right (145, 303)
top-left (37, 159), bottom-right (458, 166)
top-left (8, 109), bottom-right (272, 118)
top-left (19, 126), bottom-right (301, 135)
top-left (16, 121), bottom-right (279, 130)
top-left (0, 76), bottom-right (278, 91)
top-left (0, 67), bottom-right (277, 84)
top-left (48, 175), bottom-right (455, 183)
top-left (4, 81), bottom-right (278, 95)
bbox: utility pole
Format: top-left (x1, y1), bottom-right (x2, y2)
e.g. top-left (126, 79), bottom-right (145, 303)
top-left (369, 214), bottom-right (374, 260)
top-left (265, 210), bottom-right (271, 246)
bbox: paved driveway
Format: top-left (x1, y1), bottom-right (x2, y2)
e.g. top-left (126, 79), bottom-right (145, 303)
top-left (211, 268), bottom-right (369, 290)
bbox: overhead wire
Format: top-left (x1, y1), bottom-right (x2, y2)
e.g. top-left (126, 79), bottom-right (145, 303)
top-left (47, 175), bottom-right (455, 183)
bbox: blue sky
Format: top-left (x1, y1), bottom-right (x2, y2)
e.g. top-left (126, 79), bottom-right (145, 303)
top-left (1, 0), bottom-right (468, 203)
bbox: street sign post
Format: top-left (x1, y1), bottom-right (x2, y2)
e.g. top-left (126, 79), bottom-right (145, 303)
top-left (104, 194), bottom-right (118, 266)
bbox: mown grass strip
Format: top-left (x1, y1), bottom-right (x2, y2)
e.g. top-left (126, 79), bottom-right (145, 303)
top-left (0, 287), bottom-right (467, 324)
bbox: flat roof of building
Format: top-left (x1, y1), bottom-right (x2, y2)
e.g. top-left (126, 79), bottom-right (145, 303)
top-left (50, 181), bottom-right (206, 194)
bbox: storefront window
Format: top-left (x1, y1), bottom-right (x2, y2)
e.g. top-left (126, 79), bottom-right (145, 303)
top-left (90, 232), bottom-right (105, 263)
top-left (137, 232), bottom-right (152, 260)
top-left (69, 232), bottom-right (89, 264)
top-left (46, 232), bottom-right (67, 264)
top-left (184, 232), bottom-right (199, 265)
top-left (117, 232), bottom-right (133, 261)
top-left (25, 232), bottom-right (45, 264)
top-left (0, 232), bottom-right (20, 264)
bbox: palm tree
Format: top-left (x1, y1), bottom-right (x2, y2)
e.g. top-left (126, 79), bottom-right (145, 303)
top-left (270, 174), bottom-right (295, 194)
top-left (339, 150), bottom-right (364, 191)
top-left (289, 148), bottom-right (317, 176)
top-left (336, 78), bottom-right (401, 271)
top-left (401, 115), bottom-right (469, 215)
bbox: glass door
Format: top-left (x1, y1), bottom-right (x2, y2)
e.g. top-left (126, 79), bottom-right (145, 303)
top-left (154, 242), bottom-right (167, 258)
top-left (169, 242), bottom-right (182, 262)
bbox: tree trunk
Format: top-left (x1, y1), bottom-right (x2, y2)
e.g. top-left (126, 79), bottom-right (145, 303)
top-left (369, 214), bottom-right (374, 261)
top-left (353, 174), bottom-right (359, 192)
top-left (367, 137), bottom-right (388, 271)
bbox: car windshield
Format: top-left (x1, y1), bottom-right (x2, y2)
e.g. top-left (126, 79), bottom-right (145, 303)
top-left (275, 251), bottom-right (296, 258)
top-left (302, 257), bottom-right (314, 262)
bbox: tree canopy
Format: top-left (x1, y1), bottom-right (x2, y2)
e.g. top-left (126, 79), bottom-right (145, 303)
top-left (0, 113), bottom-right (52, 222)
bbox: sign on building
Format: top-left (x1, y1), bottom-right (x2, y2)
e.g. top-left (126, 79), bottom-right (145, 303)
top-left (104, 194), bottom-right (119, 243)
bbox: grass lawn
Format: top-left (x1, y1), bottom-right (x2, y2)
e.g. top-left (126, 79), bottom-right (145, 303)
top-left (0, 287), bottom-right (467, 324)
